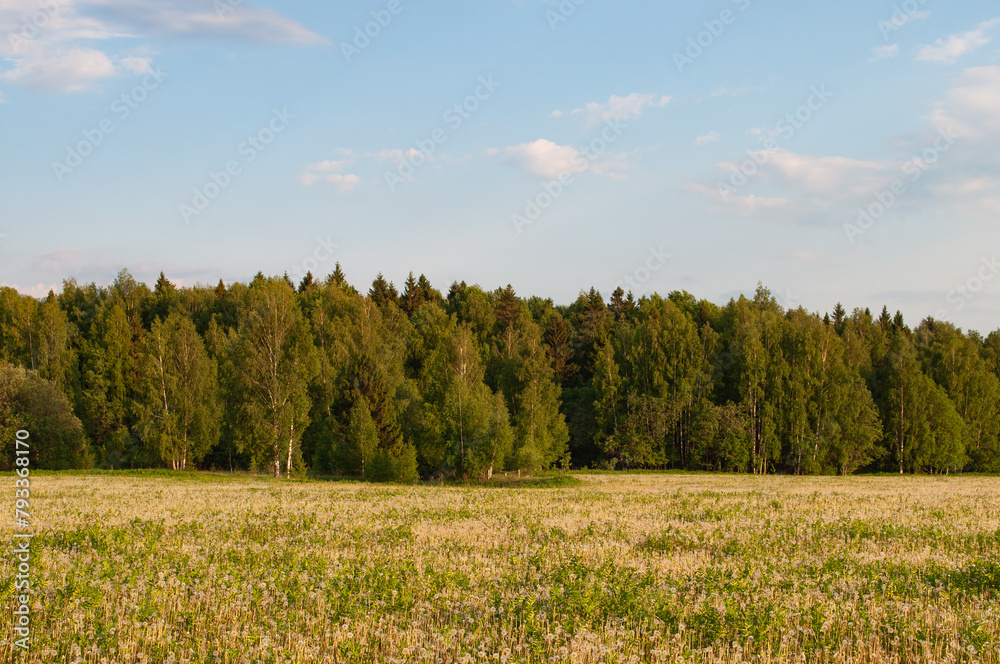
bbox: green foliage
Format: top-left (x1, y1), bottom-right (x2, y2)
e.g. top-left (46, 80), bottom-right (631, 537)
top-left (345, 396), bottom-right (379, 478)
top-left (0, 363), bottom-right (93, 470)
top-left (228, 277), bottom-right (317, 477)
top-left (0, 269), bottom-right (998, 478)
top-left (137, 313), bottom-right (219, 470)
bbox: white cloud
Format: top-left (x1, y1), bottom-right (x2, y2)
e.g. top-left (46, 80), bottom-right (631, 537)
top-left (495, 139), bottom-right (588, 179)
top-left (688, 65), bottom-right (1000, 229)
top-left (373, 148), bottom-right (426, 164)
top-left (587, 151), bottom-right (634, 180)
top-left (492, 139), bottom-right (634, 180)
top-left (923, 66), bottom-right (1000, 223)
top-left (685, 149), bottom-right (896, 223)
top-left (683, 182), bottom-right (789, 217)
top-left (321, 173), bottom-right (361, 192)
top-left (30, 247), bottom-right (79, 273)
top-left (300, 154), bottom-right (360, 191)
top-left (870, 44), bottom-right (899, 61)
top-left (560, 93), bottom-right (671, 128)
top-left (751, 151), bottom-right (894, 198)
top-left (0, 46), bottom-right (118, 92)
top-left (916, 19), bottom-right (999, 64)
top-left (696, 131), bottom-right (722, 145)
top-left (931, 65), bottom-right (1000, 138)
top-left (82, 0), bottom-right (328, 46)
top-left (0, 0), bottom-right (326, 93)
top-left (0, 282), bottom-right (61, 298)
top-left (300, 171), bottom-right (361, 191)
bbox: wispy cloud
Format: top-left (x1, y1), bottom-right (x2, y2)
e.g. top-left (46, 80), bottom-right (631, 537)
top-left (683, 182), bottom-right (789, 217)
top-left (0, 282), bottom-right (61, 298)
top-left (931, 65), bottom-right (1000, 138)
top-left (0, 47), bottom-right (121, 92)
top-left (83, 0), bottom-right (329, 46)
top-left (300, 151), bottom-right (360, 191)
top-left (0, 0), bottom-right (326, 93)
top-left (556, 93), bottom-right (670, 128)
top-left (742, 151), bottom-right (894, 198)
top-left (490, 139), bottom-right (634, 180)
top-left (916, 18), bottom-right (999, 64)
top-left (491, 139), bottom-right (589, 179)
top-left (686, 66), bottom-right (1000, 228)
top-left (696, 131), bottom-right (722, 146)
top-left (870, 44), bottom-right (899, 61)
top-left (30, 247), bottom-right (80, 273)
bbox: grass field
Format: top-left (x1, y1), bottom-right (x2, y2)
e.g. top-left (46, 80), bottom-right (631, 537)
top-left (2, 473), bottom-right (999, 663)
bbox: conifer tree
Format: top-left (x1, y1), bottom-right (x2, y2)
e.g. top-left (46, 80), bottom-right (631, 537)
top-left (369, 273), bottom-right (399, 307)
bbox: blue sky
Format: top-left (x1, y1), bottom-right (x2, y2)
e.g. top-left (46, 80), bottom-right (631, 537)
top-left (1, 0), bottom-right (999, 332)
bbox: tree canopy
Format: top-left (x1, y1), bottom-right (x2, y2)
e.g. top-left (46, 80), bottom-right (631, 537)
top-left (1, 273), bottom-right (997, 478)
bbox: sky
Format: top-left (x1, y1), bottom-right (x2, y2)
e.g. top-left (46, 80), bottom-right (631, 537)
top-left (1, 0), bottom-right (999, 333)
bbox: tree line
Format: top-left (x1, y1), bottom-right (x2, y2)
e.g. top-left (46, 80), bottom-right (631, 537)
top-left (1, 267), bottom-right (998, 479)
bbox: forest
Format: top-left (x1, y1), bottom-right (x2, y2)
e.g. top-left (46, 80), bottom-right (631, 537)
top-left (1, 266), bottom-right (998, 480)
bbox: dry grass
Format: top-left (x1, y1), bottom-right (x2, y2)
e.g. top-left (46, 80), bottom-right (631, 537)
top-left (1, 473), bottom-right (999, 663)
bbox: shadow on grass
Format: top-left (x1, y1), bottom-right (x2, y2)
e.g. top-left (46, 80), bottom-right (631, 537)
top-left (33, 468), bottom-right (583, 489)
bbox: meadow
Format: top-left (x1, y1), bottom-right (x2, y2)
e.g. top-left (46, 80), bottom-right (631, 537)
top-left (2, 473), bottom-right (999, 663)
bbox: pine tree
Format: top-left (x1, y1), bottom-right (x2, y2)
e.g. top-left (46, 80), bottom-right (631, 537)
top-left (298, 271), bottom-right (315, 293)
top-left (401, 272), bottom-right (422, 316)
top-left (609, 287), bottom-right (630, 321)
top-left (495, 285), bottom-right (520, 332)
top-left (544, 313), bottom-right (577, 383)
top-left (570, 288), bottom-right (611, 385)
top-left (324, 263), bottom-right (346, 289)
top-left (150, 272), bottom-right (178, 323)
top-left (832, 302), bottom-right (846, 334)
top-left (369, 273), bottom-right (398, 307)
top-left (417, 274), bottom-right (439, 305)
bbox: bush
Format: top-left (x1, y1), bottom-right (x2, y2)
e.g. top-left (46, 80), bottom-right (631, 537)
top-left (368, 444), bottom-right (419, 484)
top-left (0, 364), bottom-right (93, 470)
